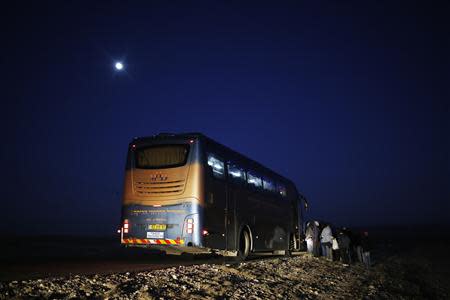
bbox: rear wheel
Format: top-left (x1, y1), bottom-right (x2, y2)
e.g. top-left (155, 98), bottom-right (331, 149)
top-left (286, 233), bottom-right (297, 256)
top-left (236, 229), bottom-right (250, 261)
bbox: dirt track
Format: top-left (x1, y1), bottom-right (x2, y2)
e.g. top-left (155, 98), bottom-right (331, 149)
top-left (1, 232), bottom-right (450, 299)
top-left (2, 251), bottom-right (449, 299)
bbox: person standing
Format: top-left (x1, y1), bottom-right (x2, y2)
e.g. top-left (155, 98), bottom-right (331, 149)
top-left (332, 236), bottom-right (340, 261)
top-left (305, 221), bottom-right (320, 257)
top-left (312, 221), bottom-right (320, 256)
top-left (337, 229), bottom-right (351, 264)
top-left (361, 231), bottom-right (372, 268)
top-left (305, 222), bottom-right (314, 254)
top-left (352, 232), bottom-right (363, 263)
top-left (346, 228), bottom-right (359, 263)
top-left (320, 224), bottom-right (333, 261)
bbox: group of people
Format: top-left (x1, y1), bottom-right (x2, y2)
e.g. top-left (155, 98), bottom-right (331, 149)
top-left (305, 221), bottom-right (372, 268)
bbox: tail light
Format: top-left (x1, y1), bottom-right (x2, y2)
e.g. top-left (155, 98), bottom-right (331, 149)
top-left (202, 229), bottom-right (209, 236)
top-left (186, 218), bottom-right (194, 234)
top-left (123, 219), bottom-right (129, 234)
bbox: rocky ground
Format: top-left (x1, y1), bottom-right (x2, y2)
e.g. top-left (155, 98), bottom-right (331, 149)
top-left (1, 250), bottom-right (449, 300)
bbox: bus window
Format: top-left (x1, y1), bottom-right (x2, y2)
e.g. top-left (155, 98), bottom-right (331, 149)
top-left (278, 184), bottom-right (287, 197)
top-left (227, 164), bottom-right (246, 182)
top-left (207, 154), bottom-right (225, 179)
top-left (263, 178), bottom-right (276, 193)
top-left (135, 144), bottom-right (189, 169)
top-left (247, 172), bottom-right (262, 189)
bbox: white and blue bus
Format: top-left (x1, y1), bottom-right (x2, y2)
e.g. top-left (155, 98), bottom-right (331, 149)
top-left (120, 133), bottom-right (306, 259)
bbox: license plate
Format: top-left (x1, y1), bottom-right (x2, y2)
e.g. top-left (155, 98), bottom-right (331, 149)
top-left (148, 224), bottom-right (167, 231)
top-left (147, 231), bottom-right (164, 239)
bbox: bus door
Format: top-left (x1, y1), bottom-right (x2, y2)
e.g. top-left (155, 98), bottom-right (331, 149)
top-left (204, 154), bottom-right (227, 249)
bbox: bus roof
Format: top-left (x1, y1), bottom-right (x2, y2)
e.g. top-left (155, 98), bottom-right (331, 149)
top-left (132, 132), bottom-right (297, 189)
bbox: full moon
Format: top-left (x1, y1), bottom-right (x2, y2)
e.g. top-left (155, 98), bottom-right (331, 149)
top-left (115, 62), bottom-right (124, 71)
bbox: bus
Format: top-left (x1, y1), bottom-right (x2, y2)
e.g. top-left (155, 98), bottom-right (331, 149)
top-left (120, 133), bottom-right (307, 259)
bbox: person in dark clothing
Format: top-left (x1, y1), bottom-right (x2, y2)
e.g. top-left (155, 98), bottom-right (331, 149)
top-left (346, 229), bottom-right (359, 263)
top-left (332, 236), bottom-right (340, 261)
top-left (351, 232), bottom-right (363, 263)
top-left (360, 231), bottom-right (372, 268)
top-left (337, 230), bottom-right (351, 264)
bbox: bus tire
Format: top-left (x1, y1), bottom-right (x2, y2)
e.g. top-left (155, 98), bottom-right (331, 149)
top-left (287, 233), bottom-right (297, 256)
top-left (236, 229), bottom-right (250, 261)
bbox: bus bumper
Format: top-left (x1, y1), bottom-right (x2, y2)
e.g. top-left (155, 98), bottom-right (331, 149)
top-left (121, 201), bottom-right (204, 251)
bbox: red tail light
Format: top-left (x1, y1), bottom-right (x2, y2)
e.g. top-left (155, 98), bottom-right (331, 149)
top-left (123, 219), bottom-right (129, 234)
top-left (186, 218), bottom-right (194, 234)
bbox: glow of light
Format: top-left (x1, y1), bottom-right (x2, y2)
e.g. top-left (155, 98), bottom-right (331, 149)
top-left (115, 62), bottom-right (124, 71)
top-left (229, 171), bottom-right (242, 178)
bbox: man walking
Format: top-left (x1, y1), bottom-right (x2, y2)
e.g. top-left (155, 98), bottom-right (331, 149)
top-left (320, 224), bottom-right (333, 261)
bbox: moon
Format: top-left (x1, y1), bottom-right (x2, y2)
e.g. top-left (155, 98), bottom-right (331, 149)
top-left (114, 62), bottom-right (124, 71)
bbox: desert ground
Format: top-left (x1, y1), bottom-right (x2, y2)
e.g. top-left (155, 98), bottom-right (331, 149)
top-left (1, 227), bottom-right (449, 299)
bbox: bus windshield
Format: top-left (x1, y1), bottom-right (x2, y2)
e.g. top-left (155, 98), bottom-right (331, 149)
top-left (135, 145), bottom-right (189, 169)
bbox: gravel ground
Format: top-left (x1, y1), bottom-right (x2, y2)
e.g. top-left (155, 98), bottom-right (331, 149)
top-left (1, 252), bottom-right (448, 300)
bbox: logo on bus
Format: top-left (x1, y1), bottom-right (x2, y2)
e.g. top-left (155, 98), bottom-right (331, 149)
top-left (150, 173), bottom-right (168, 181)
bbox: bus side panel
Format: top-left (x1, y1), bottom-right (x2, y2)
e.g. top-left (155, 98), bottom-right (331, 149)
top-left (273, 196), bottom-right (290, 250)
top-left (202, 169), bottom-right (227, 250)
top-left (225, 185), bottom-right (240, 251)
top-left (247, 194), bottom-right (267, 251)
top-left (291, 188), bottom-right (303, 246)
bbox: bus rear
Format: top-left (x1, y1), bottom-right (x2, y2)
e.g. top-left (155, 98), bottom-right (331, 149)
top-left (120, 134), bottom-right (205, 253)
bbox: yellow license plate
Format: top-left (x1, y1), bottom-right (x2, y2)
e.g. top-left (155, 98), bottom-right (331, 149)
top-left (149, 224), bottom-right (167, 231)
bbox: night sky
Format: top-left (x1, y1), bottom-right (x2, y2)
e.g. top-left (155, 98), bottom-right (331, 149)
top-left (2, 1), bottom-right (449, 236)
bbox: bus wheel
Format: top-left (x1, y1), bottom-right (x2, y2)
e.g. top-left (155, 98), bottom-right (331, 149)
top-left (287, 234), bottom-right (297, 256)
top-left (237, 230), bottom-right (250, 261)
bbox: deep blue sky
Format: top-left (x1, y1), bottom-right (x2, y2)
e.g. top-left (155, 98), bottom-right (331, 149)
top-left (2, 1), bottom-right (449, 235)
